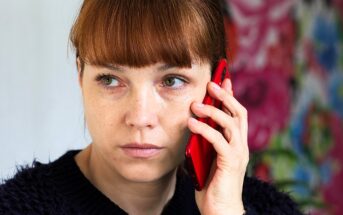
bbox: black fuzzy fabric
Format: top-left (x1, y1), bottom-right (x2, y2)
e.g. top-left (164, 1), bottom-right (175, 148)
top-left (0, 151), bottom-right (304, 215)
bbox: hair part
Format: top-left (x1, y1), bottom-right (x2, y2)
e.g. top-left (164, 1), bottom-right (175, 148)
top-left (70, 0), bottom-right (226, 72)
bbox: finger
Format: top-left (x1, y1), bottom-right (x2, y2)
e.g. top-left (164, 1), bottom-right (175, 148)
top-left (191, 102), bottom-right (247, 149)
top-left (207, 82), bottom-right (249, 148)
top-left (221, 78), bottom-right (233, 96)
top-left (190, 102), bottom-right (236, 131)
top-left (207, 82), bottom-right (247, 119)
top-left (188, 117), bottom-right (230, 155)
top-left (188, 117), bottom-right (248, 164)
top-left (207, 81), bottom-right (234, 117)
top-left (221, 79), bottom-right (234, 116)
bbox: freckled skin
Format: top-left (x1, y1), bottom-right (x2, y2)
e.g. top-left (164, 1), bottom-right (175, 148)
top-left (80, 62), bottom-right (211, 183)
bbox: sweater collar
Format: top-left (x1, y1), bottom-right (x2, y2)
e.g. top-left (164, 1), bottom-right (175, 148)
top-left (49, 150), bottom-right (199, 215)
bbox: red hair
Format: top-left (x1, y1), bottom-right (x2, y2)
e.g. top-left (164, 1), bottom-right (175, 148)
top-left (70, 0), bottom-right (227, 71)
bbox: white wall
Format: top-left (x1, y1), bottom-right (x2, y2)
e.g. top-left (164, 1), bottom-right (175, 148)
top-left (0, 0), bottom-right (90, 179)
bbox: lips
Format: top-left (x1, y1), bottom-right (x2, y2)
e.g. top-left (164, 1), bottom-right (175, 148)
top-left (121, 143), bottom-right (164, 158)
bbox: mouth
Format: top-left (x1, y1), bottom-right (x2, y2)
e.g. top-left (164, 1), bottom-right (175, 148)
top-left (120, 143), bottom-right (164, 158)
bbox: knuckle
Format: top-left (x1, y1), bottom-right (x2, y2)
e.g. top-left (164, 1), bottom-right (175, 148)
top-left (207, 106), bottom-right (216, 118)
top-left (214, 130), bottom-right (224, 142)
top-left (231, 127), bottom-right (240, 137)
top-left (240, 107), bottom-right (248, 117)
top-left (218, 89), bottom-right (226, 101)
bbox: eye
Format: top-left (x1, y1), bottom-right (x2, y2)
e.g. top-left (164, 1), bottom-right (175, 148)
top-left (96, 74), bottom-right (120, 87)
top-left (162, 76), bottom-right (187, 89)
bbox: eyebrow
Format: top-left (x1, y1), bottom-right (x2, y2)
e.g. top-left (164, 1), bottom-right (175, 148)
top-left (157, 64), bottom-right (178, 71)
top-left (103, 64), bottom-right (186, 72)
top-left (103, 64), bottom-right (125, 72)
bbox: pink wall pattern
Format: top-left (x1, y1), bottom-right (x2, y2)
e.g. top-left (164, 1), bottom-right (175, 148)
top-left (224, 0), bottom-right (343, 214)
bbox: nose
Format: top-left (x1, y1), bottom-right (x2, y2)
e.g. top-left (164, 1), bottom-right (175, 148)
top-left (124, 87), bottom-right (159, 129)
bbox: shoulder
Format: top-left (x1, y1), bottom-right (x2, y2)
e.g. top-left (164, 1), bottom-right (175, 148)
top-left (243, 176), bottom-right (304, 215)
top-left (0, 162), bottom-right (54, 214)
top-left (0, 151), bottom-right (79, 215)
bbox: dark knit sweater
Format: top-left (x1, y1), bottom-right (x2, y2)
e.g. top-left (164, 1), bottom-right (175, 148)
top-left (0, 150), bottom-right (303, 215)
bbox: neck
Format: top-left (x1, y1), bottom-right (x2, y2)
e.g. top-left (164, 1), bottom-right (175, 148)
top-left (75, 145), bottom-right (177, 215)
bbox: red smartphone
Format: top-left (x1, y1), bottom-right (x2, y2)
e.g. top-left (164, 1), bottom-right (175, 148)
top-left (185, 59), bottom-right (230, 191)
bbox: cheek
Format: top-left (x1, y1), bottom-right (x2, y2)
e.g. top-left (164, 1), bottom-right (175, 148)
top-left (83, 100), bottom-right (103, 141)
top-left (165, 86), bottom-right (208, 162)
top-left (82, 89), bottom-right (119, 141)
top-left (161, 90), bottom-right (206, 141)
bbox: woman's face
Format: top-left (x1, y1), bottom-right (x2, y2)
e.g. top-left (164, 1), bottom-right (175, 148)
top-left (80, 62), bottom-right (211, 182)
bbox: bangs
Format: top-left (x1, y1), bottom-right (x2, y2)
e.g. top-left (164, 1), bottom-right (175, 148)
top-left (70, 0), bottom-right (225, 68)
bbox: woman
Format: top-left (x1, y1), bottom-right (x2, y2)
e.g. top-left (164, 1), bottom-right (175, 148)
top-left (0, 0), bottom-right (303, 214)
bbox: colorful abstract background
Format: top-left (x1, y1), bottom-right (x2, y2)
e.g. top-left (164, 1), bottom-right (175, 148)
top-left (222, 0), bottom-right (343, 214)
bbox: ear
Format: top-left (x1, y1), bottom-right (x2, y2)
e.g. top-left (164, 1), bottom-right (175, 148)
top-left (76, 57), bottom-right (83, 88)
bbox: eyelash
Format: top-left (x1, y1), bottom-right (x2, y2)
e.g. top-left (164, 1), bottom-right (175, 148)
top-left (94, 73), bottom-right (189, 90)
top-left (95, 74), bottom-right (121, 89)
top-left (161, 75), bottom-right (188, 89)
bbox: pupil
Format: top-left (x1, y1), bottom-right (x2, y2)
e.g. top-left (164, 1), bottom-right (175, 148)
top-left (104, 77), bottom-right (112, 85)
top-left (166, 78), bottom-right (175, 86)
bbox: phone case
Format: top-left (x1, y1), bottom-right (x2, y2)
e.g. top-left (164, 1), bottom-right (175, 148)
top-left (185, 59), bottom-right (230, 190)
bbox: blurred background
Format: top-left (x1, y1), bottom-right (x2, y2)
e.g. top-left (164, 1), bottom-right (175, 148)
top-left (223, 0), bottom-right (343, 214)
top-left (0, 0), bottom-right (88, 179)
top-left (0, 0), bottom-right (342, 214)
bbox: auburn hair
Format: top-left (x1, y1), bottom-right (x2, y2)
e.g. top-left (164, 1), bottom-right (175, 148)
top-left (70, 0), bottom-right (227, 72)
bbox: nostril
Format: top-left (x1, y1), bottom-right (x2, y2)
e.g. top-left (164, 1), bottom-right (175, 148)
top-left (125, 109), bottom-right (158, 129)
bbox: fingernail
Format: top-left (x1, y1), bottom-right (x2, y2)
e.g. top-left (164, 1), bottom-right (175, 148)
top-left (194, 102), bottom-right (204, 108)
top-left (211, 82), bottom-right (221, 90)
top-left (189, 118), bottom-right (198, 124)
top-left (227, 79), bottom-right (232, 89)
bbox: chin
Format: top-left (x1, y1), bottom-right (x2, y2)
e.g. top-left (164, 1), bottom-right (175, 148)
top-left (119, 162), bottom-right (176, 183)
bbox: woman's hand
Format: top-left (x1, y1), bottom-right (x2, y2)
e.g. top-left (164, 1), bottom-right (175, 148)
top-left (188, 78), bottom-right (249, 215)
